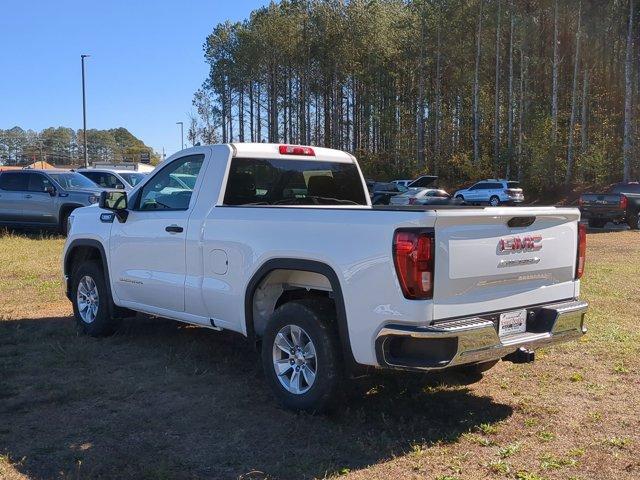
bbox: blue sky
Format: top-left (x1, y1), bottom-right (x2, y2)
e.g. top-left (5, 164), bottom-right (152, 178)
top-left (0, 0), bottom-right (268, 157)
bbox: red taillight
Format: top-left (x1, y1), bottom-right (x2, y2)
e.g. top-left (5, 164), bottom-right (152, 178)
top-left (393, 230), bottom-right (434, 299)
top-left (578, 197), bottom-right (585, 207)
top-left (620, 195), bottom-right (628, 210)
top-left (576, 222), bottom-right (587, 279)
top-left (279, 145), bottom-right (315, 156)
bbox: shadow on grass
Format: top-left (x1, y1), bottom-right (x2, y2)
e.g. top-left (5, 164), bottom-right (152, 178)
top-left (0, 315), bottom-right (513, 479)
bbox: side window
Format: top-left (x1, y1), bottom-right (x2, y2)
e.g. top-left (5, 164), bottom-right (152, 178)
top-left (27, 173), bottom-right (53, 192)
top-left (137, 154), bottom-right (204, 211)
top-left (0, 172), bottom-right (28, 191)
top-left (104, 173), bottom-right (125, 189)
top-left (81, 172), bottom-right (98, 184)
top-left (468, 184), bottom-right (479, 191)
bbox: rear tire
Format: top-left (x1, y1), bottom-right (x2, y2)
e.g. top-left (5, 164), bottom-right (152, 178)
top-left (455, 195), bottom-right (465, 202)
top-left (261, 299), bottom-right (342, 412)
top-left (627, 212), bottom-right (639, 230)
top-left (589, 219), bottom-right (607, 229)
top-left (489, 196), bottom-right (500, 207)
top-left (59, 207), bottom-right (76, 235)
top-left (71, 260), bottom-right (119, 336)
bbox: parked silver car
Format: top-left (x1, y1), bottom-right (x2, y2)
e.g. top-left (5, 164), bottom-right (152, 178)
top-left (0, 169), bottom-right (108, 233)
top-left (389, 187), bottom-right (458, 206)
top-left (76, 168), bottom-right (147, 191)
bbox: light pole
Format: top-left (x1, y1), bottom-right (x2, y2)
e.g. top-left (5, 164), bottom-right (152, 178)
top-left (81, 54), bottom-right (90, 168)
top-left (176, 121), bottom-right (184, 151)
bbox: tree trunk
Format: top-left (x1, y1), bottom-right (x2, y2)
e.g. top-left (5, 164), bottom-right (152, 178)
top-left (256, 82), bottom-right (262, 143)
top-left (623, 0), bottom-right (634, 182)
top-left (238, 86), bottom-right (245, 142)
top-left (580, 68), bottom-right (589, 153)
top-left (473, 0), bottom-right (484, 164)
top-left (517, 27), bottom-right (527, 182)
top-left (565, 2), bottom-right (582, 186)
top-left (551, 0), bottom-right (559, 143)
top-left (434, 11), bottom-right (443, 175)
top-left (506, 2), bottom-right (514, 178)
top-left (493, 0), bottom-right (501, 174)
top-left (249, 82), bottom-right (255, 143)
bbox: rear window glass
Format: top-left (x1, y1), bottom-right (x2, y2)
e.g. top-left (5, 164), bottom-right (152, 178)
top-left (609, 183), bottom-right (640, 194)
top-left (0, 172), bottom-right (28, 191)
top-left (506, 182), bottom-right (520, 189)
top-left (224, 158), bottom-right (367, 206)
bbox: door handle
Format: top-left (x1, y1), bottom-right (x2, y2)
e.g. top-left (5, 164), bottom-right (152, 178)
top-left (24, 194), bottom-right (32, 199)
top-left (165, 225), bottom-right (183, 233)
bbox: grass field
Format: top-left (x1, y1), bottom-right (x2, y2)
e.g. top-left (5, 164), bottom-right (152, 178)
top-left (0, 229), bottom-right (638, 480)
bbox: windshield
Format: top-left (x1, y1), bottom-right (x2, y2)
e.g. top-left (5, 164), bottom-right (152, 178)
top-left (48, 172), bottom-right (99, 190)
top-left (609, 183), bottom-right (640, 194)
top-left (119, 172), bottom-right (146, 187)
top-left (224, 158), bottom-right (367, 206)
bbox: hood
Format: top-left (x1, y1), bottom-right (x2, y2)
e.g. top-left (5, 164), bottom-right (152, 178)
top-left (408, 175), bottom-right (438, 188)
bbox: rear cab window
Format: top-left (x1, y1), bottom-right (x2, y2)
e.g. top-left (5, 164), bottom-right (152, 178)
top-left (223, 158), bottom-right (368, 206)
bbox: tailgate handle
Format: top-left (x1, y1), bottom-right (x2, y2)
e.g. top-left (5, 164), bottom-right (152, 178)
top-left (508, 216), bottom-right (536, 228)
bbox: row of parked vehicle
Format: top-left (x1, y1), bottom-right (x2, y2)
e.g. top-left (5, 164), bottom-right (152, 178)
top-left (367, 177), bottom-right (525, 207)
top-left (0, 167), bottom-right (152, 232)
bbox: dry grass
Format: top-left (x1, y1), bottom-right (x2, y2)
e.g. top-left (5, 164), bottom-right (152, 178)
top-left (0, 229), bottom-right (639, 479)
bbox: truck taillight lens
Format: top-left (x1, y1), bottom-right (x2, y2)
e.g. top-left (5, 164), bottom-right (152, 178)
top-left (620, 195), bottom-right (628, 209)
top-left (393, 230), bottom-right (434, 299)
top-left (576, 222), bottom-right (587, 279)
top-left (279, 145), bottom-right (315, 156)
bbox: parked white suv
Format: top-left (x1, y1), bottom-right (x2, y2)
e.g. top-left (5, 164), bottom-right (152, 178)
top-left (62, 144), bottom-right (587, 411)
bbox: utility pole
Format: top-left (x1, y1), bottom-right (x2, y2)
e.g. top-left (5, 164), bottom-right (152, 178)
top-left (81, 54), bottom-right (90, 168)
top-left (176, 122), bottom-right (184, 151)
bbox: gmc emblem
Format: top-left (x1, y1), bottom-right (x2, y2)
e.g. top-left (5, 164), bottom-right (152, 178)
top-left (499, 235), bottom-right (542, 252)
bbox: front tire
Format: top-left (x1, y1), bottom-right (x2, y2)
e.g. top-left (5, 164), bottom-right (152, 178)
top-left (489, 196), bottom-right (500, 207)
top-left (72, 260), bottom-right (119, 336)
top-left (261, 299), bottom-right (342, 412)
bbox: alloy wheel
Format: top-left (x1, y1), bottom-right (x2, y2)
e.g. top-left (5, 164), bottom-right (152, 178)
top-left (272, 324), bottom-right (317, 394)
top-left (77, 275), bottom-right (99, 324)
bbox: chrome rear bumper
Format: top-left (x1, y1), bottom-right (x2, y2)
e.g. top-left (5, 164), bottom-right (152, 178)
top-left (375, 299), bottom-right (588, 371)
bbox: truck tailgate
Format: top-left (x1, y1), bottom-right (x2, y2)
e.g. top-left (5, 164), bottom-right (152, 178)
top-left (433, 207), bottom-right (580, 319)
top-left (580, 193), bottom-right (621, 207)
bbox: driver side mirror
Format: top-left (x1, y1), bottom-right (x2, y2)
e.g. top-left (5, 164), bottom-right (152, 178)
top-left (45, 185), bottom-right (56, 197)
top-left (99, 190), bottom-right (129, 222)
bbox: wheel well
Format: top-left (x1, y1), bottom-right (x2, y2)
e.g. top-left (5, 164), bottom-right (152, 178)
top-left (250, 269), bottom-right (334, 338)
top-left (65, 245), bottom-right (103, 279)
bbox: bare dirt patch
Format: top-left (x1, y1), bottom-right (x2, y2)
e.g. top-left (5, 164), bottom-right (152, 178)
top-left (1, 230), bottom-right (639, 479)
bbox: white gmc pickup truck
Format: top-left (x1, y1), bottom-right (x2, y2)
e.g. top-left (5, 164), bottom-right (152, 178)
top-left (62, 143), bottom-right (588, 411)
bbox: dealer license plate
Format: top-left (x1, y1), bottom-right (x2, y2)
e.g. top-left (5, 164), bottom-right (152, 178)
top-left (498, 309), bottom-right (527, 336)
